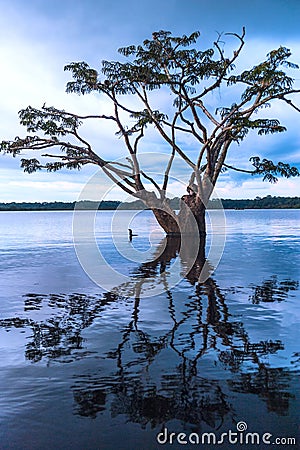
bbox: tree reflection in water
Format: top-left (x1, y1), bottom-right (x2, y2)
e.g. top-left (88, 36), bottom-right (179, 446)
top-left (0, 237), bottom-right (298, 429)
top-left (249, 276), bottom-right (299, 304)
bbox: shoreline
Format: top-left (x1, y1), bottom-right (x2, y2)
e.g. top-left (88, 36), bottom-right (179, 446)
top-left (0, 196), bottom-right (299, 211)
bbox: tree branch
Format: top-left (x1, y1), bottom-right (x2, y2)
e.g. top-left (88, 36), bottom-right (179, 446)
top-left (136, 85), bottom-right (196, 169)
top-left (112, 89), bottom-right (144, 191)
top-left (140, 171), bottom-right (162, 196)
top-left (196, 27), bottom-right (246, 100)
top-left (223, 163), bottom-right (254, 173)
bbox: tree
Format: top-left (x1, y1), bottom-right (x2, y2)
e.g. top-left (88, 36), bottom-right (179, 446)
top-left (1, 29), bottom-right (300, 242)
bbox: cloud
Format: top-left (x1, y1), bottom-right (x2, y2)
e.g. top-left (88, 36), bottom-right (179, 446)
top-left (0, 164), bottom-right (98, 202)
top-left (1, 179), bottom-right (83, 202)
top-left (215, 176), bottom-right (300, 199)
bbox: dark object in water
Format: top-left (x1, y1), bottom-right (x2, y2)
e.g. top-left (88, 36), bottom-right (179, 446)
top-left (128, 228), bottom-right (138, 241)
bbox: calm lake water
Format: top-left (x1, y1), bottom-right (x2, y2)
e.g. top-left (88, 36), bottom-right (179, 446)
top-left (0, 209), bottom-right (299, 449)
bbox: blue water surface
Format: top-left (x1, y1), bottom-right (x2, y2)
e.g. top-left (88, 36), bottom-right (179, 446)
top-left (0, 209), bottom-right (299, 449)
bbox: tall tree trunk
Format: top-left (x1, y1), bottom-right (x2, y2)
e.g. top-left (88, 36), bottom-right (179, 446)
top-left (150, 192), bottom-right (206, 246)
top-left (178, 192), bottom-right (206, 238)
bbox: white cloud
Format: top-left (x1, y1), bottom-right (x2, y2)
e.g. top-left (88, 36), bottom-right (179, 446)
top-left (215, 176), bottom-right (300, 199)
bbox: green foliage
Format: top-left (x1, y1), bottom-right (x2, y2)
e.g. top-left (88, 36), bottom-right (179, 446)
top-left (215, 105), bottom-right (288, 141)
top-left (250, 157), bottom-right (300, 182)
top-left (19, 105), bottom-right (81, 136)
top-left (20, 158), bottom-right (42, 173)
top-left (126, 109), bottom-right (168, 132)
top-left (63, 30), bottom-right (235, 98)
top-left (64, 62), bottom-right (100, 95)
top-left (227, 46), bottom-right (298, 101)
top-left (211, 196), bottom-right (300, 209)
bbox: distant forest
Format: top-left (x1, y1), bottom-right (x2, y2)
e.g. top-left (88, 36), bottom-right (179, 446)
top-left (0, 196), bottom-right (299, 211)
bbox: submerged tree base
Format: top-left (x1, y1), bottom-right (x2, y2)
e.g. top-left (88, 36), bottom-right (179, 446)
top-left (150, 192), bottom-right (207, 240)
top-left (149, 234), bottom-right (207, 283)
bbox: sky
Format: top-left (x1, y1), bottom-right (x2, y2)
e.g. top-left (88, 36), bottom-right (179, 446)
top-left (0, 0), bottom-right (300, 202)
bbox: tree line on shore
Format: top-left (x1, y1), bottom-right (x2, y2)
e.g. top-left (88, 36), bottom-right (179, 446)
top-left (0, 195), bottom-right (299, 211)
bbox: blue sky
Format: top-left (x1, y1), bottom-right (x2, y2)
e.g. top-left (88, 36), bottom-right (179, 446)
top-left (0, 0), bottom-right (300, 201)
